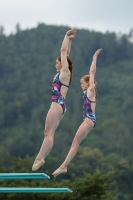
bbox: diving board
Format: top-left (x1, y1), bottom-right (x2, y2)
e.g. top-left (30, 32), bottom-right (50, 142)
top-left (0, 188), bottom-right (73, 193)
top-left (0, 173), bottom-right (50, 180)
top-left (0, 173), bottom-right (73, 193)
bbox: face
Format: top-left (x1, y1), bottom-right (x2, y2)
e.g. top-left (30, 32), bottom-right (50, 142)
top-left (80, 79), bottom-right (89, 91)
top-left (55, 59), bottom-right (62, 72)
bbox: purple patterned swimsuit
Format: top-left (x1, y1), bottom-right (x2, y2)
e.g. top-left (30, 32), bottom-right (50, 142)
top-left (51, 73), bottom-right (69, 115)
top-left (83, 90), bottom-right (96, 127)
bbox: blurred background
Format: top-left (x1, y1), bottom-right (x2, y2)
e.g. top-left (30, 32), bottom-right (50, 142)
top-left (0, 1), bottom-right (133, 199)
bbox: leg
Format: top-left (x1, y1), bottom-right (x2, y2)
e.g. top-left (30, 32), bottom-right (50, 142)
top-left (52, 118), bottom-right (94, 177)
top-left (32, 102), bottom-right (63, 171)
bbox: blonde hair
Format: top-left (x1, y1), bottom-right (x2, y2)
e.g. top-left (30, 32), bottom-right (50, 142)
top-left (80, 75), bottom-right (98, 99)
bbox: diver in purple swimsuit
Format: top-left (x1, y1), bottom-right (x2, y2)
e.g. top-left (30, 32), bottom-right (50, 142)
top-left (52, 48), bottom-right (102, 177)
top-left (51, 73), bottom-right (69, 115)
top-left (32, 28), bottom-right (77, 171)
top-left (82, 90), bottom-right (96, 127)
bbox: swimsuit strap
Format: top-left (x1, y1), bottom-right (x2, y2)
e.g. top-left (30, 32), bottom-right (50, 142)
top-left (90, 100), bottom-right (96, 103)
top-left (60, 81), bottom-right (69, 88)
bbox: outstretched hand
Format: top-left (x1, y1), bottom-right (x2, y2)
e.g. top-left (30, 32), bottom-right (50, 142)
top-left (93, 48), bottom-right (102, 60)
top-left (66, 28), bottom-right (77, 39)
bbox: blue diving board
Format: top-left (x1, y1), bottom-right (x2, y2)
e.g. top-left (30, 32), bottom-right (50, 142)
top-left (0, 173), bottom-right (50, 180)
top-left (0, 188), bottom-right (73, 193)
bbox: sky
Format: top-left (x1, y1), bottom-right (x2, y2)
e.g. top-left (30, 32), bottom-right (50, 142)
top-left (0, 0), bottom-right (133, 35)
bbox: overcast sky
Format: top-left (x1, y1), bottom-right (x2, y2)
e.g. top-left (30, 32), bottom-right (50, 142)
top-left (0, 0), bottom-right (133, 35)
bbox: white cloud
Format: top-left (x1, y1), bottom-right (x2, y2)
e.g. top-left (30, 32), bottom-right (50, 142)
top-left (0, 0), bottom-right (133, 35)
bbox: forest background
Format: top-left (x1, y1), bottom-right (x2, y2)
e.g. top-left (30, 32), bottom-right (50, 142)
top-left (0, 24), bottom-right (133, 200)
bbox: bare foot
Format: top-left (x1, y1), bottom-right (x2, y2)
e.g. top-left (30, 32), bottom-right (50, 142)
top-left (32, 157), bottom-right (45, 171)
top-left (52, 167), bottom-right (67, 177)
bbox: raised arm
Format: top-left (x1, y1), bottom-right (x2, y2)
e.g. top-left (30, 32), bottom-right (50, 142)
top-left (67, 39), bottom-right (72, 56)
top-left (66, 28), bottom-right (77, 56)
top-left (89, 48), bottom-right (102, 89)
top-left (60, 28), bottom-right (77, 70)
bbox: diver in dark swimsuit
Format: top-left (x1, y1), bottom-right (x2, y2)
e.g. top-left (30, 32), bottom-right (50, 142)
top-left (51, 73), bottom-right (69, 115)
top-left (32, 28), bottom-right (77, 171)
top-left (82, 90), bottom-right (96, 127)
top-left (52, 48), bottom-right (102, 177)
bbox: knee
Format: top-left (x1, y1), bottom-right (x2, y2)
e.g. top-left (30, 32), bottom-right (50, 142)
top-left (44, 129), bottom-right (51, 137)
top-left (72, 139), bottom-right (79, 148)
top-left (44, 128), bottom-right (54, 140)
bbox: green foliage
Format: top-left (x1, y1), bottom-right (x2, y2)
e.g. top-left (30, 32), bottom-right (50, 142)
top-left (0, 155), bottom-right (116, 200)
top-left (0, 24), bottom-right (133, 199)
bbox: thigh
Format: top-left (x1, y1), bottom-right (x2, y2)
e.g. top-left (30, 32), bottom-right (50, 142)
top-left (45, 102), bottom-right (63, 133)
top-left (72, 118), bottom-right (94, 145)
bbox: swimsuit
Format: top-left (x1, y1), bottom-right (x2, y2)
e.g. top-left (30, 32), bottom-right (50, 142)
top-left (82, 90), bottom-right (96, 127)
top-left (51, 73), bottom-right (69, 115)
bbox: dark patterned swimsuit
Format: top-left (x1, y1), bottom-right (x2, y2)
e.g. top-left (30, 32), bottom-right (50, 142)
top-left (82, 90), bottom-right (96, 127)
top-left (51, 73), bottom-right (69, 115)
